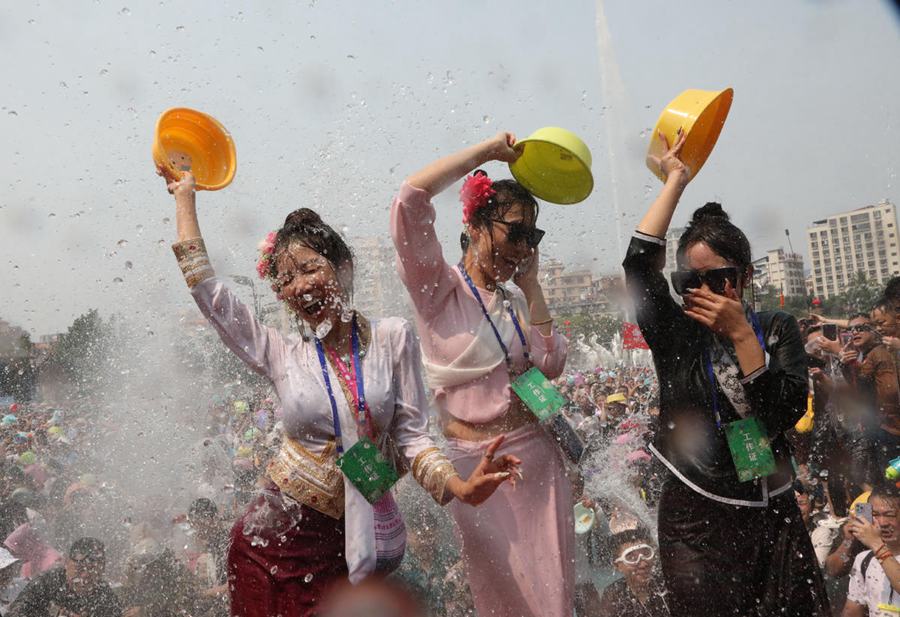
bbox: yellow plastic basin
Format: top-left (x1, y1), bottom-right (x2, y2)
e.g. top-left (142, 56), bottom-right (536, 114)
top-left (152, 107), bottom-right (237, 191)
top-left (510, 127), bottom-right (594, 205)
top-left (646, 88), bottom-right (733, 182)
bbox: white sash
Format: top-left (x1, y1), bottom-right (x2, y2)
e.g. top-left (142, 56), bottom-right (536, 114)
top-left (422, 281), bottom-right (530, 389)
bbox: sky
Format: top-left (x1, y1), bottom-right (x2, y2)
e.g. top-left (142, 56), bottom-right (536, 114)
top-left (1, 0), bottom-right (898, 336)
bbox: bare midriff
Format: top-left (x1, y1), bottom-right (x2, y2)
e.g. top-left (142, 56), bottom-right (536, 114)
top-left (442, 396), bottom-right (538, 442)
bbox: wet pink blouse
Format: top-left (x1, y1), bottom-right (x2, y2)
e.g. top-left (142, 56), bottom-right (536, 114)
top-left (390, 181), bottom-right (568, 425)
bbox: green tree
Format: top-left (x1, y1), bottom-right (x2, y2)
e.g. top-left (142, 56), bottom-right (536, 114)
top-left (754, 285), bottom-right (815, 318)
top-left (47, 309), bottom-right (112, 395)
top-left (0, 334), bottom-right (36, 400)
top-left (557, 312), bottom-right (623, 345)
top-left (841, 271), bottom-right (883, 315)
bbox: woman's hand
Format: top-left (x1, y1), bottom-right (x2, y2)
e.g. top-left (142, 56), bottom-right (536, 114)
top-left (157, 165), bottom-right (195, 198)
top-left (487, 131), bottom-right (521, 164)
top-left (647, 128), bottom-right (690, 188)
top-left (513, 246), bottom-right (540, 291)
top-left (449, 434), bottom-right (522, 506)
top-left (847, 513), bottom-right (884, 551)
top-left (684, 281), bottom-right (752, 341)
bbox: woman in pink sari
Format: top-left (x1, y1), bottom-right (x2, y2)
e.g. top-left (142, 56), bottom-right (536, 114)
top-left (391, 132), bottom-right (573, 617)
top-left (4, 523), bottom-right (61, 579)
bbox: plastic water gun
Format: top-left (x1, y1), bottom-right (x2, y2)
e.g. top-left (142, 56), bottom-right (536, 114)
top-left (885, 456), bottom-right (900, 481)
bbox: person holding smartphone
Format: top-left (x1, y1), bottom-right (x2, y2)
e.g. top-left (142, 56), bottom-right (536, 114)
top-left (623, 130), bottom-right (829, 615)
top-left (843, 485), bottom-right (900, 615)
top-left (841, 313), bottom-right (900, 485)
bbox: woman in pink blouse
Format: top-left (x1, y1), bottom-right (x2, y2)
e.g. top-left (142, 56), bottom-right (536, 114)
top-left (391, 132), bottom-right (573, 617)
top-left (160, 169), bottom-right (519, 617)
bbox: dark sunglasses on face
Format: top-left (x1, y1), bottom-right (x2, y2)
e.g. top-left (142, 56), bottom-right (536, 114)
top-left (488, 219), bottom-right (545, 248)
top-left (670, 267), bottom-right (739, 296)
top-left (849, 324), bottom-right (873, 333)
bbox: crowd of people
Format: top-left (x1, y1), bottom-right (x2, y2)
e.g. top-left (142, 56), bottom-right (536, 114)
top-left (6, 128), bottom-right (900, 617)
top-left (0, 393), bottom-right (285, 617)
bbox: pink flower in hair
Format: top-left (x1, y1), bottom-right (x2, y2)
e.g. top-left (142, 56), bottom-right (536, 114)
top-left (460, 172), bottom-right (496, 224)
top-left (256, 230), bottom-right (278, 279)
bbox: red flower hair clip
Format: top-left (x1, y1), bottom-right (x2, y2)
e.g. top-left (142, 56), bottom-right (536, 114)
top-left (460, 171), bottom-right (496, 224)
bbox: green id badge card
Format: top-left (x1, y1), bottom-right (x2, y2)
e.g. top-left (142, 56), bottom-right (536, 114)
top-left (511, 367), bottom-right (568, 422)
top-left (724, 417), bottom-right (777, 482)
top-left (336, 436), bottom-right (399, 504)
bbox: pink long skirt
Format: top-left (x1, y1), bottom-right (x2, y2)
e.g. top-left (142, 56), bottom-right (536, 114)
top-left (445, 424), bottom-right (575, 617)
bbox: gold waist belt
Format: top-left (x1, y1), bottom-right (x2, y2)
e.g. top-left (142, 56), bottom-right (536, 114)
top-left (267, 438), bottom-right (344, 519)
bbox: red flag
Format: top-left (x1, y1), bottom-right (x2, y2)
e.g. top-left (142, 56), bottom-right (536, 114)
top-left (622, 322), bottom-right (650, 350)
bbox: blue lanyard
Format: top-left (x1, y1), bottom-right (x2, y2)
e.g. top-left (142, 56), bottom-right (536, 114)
top-left (704, 310), bottom-right (766, 429)
top-left (457, 263), bottom-right (530, 366)
top-left (313, 316), bottom-right (367, 455)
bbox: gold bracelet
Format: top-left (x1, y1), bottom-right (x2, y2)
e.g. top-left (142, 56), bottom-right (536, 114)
top-left (531, 317), bottom-right (554, 326)
top-left (172, 237), bottom-right (215, 288)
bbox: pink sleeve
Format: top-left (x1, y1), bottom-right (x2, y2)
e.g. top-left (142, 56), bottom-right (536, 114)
top-left (389, 182), bottom-right (458, 319)
top-left (529, 326), bottom-right (568, 379)
top-left (191, 277), bottom-right (282, 379)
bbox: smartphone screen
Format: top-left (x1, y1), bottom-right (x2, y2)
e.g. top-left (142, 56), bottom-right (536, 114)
top-left (856, 502), bottom-right (873, 524)
top-left (823, 324), bottom-right (838, 341)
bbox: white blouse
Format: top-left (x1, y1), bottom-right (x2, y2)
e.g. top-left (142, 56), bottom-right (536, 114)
top-left (190, 276), bottom-right (438, 581)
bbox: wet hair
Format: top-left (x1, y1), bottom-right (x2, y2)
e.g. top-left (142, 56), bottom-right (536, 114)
top-left (459, 170), bottom-right (539, 252)
top-left (188, 497), bottom-right (217, 521)
top-left (609, 527), bottom-right (653, 558)
top-left (885, 277), bottom-right (900, 303)
top-left (873, 296), bottom-right (891, 313)
top-left (0, 462), bottom-right (24, 484)
top-left (870, 482), bottom-right (900, 507)
top-left (676, 203), bottom-right (751, 273)
top-left (269, 208), bottom-right (353, 278)
top-left (848, 312), bottom-right (870, 323)
top-left (68, 537), bottom-right (105, 562)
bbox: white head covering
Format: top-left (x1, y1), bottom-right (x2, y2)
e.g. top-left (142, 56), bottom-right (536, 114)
top-left (0, 547), bottom-right (20, 571)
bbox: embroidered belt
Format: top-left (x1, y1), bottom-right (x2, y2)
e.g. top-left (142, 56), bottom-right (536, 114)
top-left (267, 438), bottom-right (345, 519)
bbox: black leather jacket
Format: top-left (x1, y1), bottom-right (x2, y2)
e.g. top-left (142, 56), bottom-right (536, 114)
top-left (623, 232), bottom-right (807, 505)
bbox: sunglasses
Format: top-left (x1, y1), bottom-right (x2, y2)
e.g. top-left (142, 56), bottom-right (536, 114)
top-left (615, 543), bottom-right (656, 565)
top-left (849, 324), bottom-right (873, 333)
top-left (488, 219), bottom-right (545, 248)
top-left (670, 267), bottom-right (739, 296)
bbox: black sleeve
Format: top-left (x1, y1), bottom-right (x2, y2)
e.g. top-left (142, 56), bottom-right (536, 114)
top-left (741, 312), bottom-right (808, 435)
top-left (101, 587), bottom-right (124, 617)
top-left (621, 232), bottom-right (686, 353)
top-left (8, 574), bottom-right (52, 617)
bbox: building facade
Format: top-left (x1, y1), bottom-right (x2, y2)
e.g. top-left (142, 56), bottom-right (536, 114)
top-left (543, 259), bottom-right (624, 317)
top-left (751, 248), bottom-right (806, 298)
top-left (806, 200), bottom-right (900, 299)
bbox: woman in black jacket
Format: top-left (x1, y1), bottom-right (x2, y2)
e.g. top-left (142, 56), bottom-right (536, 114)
top-left (622, 130), bottom-right (830, 616)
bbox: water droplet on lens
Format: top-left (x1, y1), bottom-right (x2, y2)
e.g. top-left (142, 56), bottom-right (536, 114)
top-left (113, 277), bottom-right (124, 284)
top-left (117, 239), bottom-right (128, 247)
top-left (303, 573), bottom-right (314, 583)
top-left (124, 261), bottom-right (133, 270)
